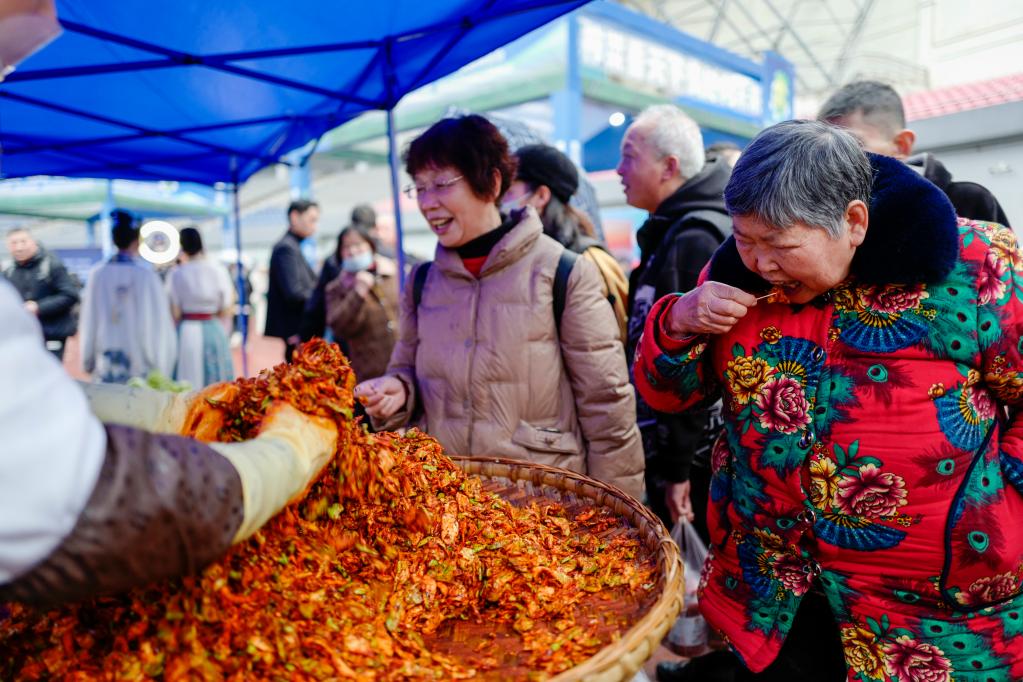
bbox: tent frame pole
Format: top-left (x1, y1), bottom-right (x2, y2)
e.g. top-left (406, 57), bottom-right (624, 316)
top-left (231, 177), bottom-right (249, 377)
top-left (386, 107), bottom-right (406, 289)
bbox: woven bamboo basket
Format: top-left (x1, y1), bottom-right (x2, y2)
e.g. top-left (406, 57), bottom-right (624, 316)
top-left (453, 456), bottom-right (685, 682)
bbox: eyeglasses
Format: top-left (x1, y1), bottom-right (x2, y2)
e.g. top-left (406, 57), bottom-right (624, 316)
top-left (403, 175), bottom-right (463, 200)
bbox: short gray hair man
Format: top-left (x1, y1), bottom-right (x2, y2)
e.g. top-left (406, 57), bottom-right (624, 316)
top-left (616, 104), bottom-right (707, 214)
top-left (724, 120), bottom-right (872, 239)
top-left (633, 104), bottom-right (705, 180)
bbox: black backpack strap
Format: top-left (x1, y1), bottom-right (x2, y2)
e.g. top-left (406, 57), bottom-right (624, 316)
top-left (553, 248), bottom-right (578, 333)
top-left (412, 261), bottom-right (432, 308)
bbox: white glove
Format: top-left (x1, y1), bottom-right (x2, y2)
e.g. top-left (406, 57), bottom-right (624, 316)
top-left (80, 382), bottom-right (193, 433)
top-left (80, 381), bottom-right (236, 435)
top-left (209, 403), bottom-right (338, 542)
top-left (82, 382), bottom-right (337, 544)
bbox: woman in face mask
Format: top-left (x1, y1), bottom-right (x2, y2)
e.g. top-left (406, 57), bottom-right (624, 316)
top-left (324, 224), bottom-right (399, 386)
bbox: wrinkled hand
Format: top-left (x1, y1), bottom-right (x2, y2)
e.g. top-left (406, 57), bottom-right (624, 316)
top-left (667, 281), bottom-right (758, 336)
top-left (665, 480), bottom-right (694, 525)
top-left (354, 375), bottom-right (407, 420)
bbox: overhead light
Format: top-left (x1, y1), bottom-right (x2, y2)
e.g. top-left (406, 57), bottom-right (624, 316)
top-left (609, 112), bottom-right (626, 127)
top-left (139, 220), bottom-right (180, 265)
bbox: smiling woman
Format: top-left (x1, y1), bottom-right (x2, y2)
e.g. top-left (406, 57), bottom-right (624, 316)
top-left (352, 115), bottom-right (645, 501)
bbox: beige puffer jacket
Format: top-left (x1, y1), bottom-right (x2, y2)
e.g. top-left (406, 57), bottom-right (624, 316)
top-left (377, 209), bottom-right (644, 500)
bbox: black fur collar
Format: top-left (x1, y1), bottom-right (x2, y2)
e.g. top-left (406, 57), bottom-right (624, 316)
top-left (707, 153), bottom-right (960, 292)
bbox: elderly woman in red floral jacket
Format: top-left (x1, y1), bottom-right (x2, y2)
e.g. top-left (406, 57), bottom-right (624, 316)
top-left (636, 120), bottom-right (1023, 681)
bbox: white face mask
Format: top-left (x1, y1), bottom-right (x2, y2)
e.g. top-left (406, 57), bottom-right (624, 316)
top-left (341, 250), bottom-right (374, 272)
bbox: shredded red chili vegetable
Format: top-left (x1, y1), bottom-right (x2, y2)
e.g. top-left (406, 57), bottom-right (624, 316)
top-left (1, 340), bottom-right (657, 680)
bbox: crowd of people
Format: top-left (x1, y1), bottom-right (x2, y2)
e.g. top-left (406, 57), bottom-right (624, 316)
top-left (3, 79), bottom-right (1021, 681)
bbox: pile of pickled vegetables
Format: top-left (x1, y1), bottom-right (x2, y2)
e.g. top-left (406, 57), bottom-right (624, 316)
top-left (2, 340), bottom-right (658, 681)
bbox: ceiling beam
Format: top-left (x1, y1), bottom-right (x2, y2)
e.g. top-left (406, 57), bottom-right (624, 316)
top-left (759, 0), bottom-right (834, 87)
top-left (831, 0), bottom-right (876, 85)
top-left (707, 0), bottom-right (730, 42)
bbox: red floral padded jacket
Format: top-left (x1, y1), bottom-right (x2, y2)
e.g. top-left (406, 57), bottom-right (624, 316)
top-left (634, 154), bottom-right (1023, 681)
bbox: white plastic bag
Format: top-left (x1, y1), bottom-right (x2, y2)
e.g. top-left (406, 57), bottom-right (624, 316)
top-left (665, 519), bottom-right (710, 656)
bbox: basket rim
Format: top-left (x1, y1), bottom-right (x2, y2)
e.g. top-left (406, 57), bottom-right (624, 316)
top-left (452, 455), bottom-right (685, 682)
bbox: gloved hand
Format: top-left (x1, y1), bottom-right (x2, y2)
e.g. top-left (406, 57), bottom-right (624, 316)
top-left (209, 403), bottom-right (338, 542)
top-left (80, 381), bottom-right (235, 435)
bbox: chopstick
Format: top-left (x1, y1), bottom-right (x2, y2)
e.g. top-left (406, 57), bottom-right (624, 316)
top-left (754, 292), bottom-right (776, 301)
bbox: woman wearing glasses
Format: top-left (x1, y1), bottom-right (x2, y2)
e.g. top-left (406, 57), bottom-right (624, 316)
top-left (354, 115), bottom-right (644, 500)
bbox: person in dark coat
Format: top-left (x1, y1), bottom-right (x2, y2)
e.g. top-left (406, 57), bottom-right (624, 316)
top-left (3, 228), bottom-right (79, 360)
top-left (299, 235), bottom-right (342, 344)
top-left (617, 104), bottom-right (733, 536)
top-left (265, 199), bottom-right (319, 361)
top-left (819, 80), bottom-right (1011, 227)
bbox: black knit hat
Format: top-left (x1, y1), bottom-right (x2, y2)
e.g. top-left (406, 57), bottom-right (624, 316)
top-left (514, 144), bottom-right (579, 204)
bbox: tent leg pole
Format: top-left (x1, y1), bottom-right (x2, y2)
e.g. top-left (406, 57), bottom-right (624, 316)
top-left (233, 182), bottom-right (249, 377)
top-left (386, 107), bottom-right (407, 289)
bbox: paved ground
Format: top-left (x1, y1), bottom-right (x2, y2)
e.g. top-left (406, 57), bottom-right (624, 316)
top-left (62, 328), bottom-right (288, 382)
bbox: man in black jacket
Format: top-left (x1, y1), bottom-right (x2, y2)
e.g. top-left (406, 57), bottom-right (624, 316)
top-left (618, 104), bottom-right (733, 535)
top-left (265, 199), bottom-right (319, 361)
top-left (3, 228), bottom-right (79, 360)
top-left (819, 80), bottom-right (1011, 226)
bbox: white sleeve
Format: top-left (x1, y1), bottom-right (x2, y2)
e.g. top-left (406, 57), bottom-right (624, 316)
top-left (0, 280), bottom-right (106, 583)
top-left (141, 269), bottom-right (177, 377)
top-left (167, 268), bottom-right (181, 309)
top-left (79, 265), bottom-right (98, 374)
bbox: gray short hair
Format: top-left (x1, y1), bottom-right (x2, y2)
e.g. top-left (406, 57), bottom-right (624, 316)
top-left (817, 80), bottom-right (905, 134)
top-left (633, 104), bottom-right (705, 180)
top-left (724, 120), bottom-right (872, 238)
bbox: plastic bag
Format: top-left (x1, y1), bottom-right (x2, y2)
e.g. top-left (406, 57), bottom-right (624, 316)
top-left (665, 519), bottom-right (711, 656)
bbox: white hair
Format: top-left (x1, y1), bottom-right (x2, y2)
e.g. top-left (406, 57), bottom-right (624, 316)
top-left (633, 104), bottom-right (705, 180)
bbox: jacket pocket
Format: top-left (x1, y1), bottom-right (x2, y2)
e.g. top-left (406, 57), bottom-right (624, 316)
top-left (511, 422), bottom-right (581, 455)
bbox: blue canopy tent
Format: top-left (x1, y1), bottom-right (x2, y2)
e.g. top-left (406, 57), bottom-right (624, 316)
top-left (0, 0), bottom-right (590, 372)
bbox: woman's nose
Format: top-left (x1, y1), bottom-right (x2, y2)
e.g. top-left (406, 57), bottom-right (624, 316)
top-left (754, 252), bottom-right (778, 276)
top-left (418, 192), bottom-right (439, 210)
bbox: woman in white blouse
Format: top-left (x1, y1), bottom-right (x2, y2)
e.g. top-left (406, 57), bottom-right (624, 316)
top-left (167, 227), bottom-right (235, 388)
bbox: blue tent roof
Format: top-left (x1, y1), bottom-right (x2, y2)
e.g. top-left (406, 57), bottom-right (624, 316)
top-left (0, 1), bottom-right (589, 186)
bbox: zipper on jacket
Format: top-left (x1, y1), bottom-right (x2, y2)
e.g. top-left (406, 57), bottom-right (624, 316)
top-left (465, 279), bottom-right (481, 454)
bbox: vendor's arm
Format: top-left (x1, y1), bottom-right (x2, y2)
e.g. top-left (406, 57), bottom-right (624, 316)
top-left (2, 406), bottom-right (336, 608)
top-left (0, 283), bottom-right (337, 606)
top-left (634, 281), bottom-right (757, 414)
top-left (0, 281), bottom-right (105, 592)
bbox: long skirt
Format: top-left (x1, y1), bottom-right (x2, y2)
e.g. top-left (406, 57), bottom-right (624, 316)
top-left (175, 319), bottom-right (234, 389)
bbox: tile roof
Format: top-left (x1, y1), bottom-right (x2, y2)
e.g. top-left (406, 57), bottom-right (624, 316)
top-left (904, 72), bottom-right (1023, 121)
